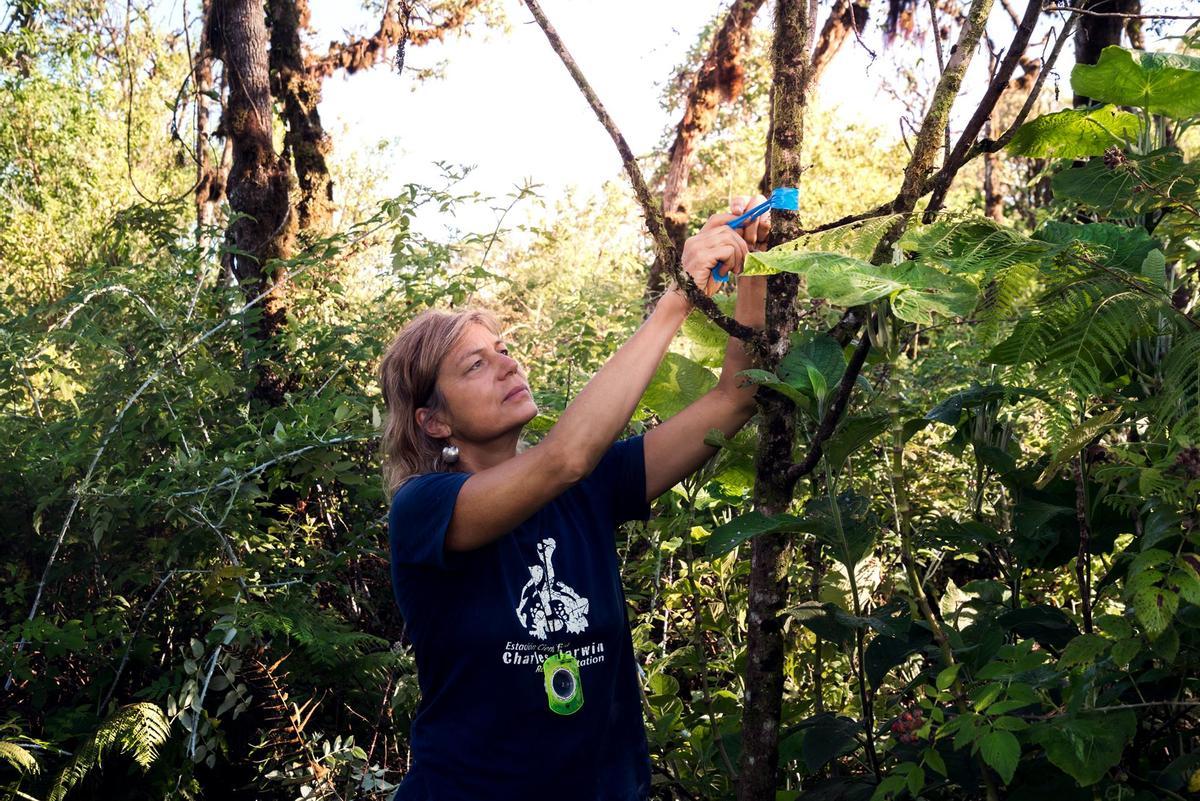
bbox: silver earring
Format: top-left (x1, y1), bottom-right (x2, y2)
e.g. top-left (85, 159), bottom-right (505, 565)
top-left (441, 444), bottom-right (460, 464)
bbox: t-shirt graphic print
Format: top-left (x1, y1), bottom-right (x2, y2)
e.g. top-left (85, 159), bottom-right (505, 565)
top-left (516, 538), bottom-right (590, 639)
top-left (388, 435), bottom-right (654, 801)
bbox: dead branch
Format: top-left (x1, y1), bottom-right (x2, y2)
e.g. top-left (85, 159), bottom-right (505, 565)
top-left (306, 0), bottom-right (486, 80)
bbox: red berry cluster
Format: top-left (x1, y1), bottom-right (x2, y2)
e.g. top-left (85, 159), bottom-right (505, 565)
top-left (890, 707), bottom-right (924, 744)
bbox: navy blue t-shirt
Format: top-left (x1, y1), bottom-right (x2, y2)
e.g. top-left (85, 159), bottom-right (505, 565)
top-left (388, 435), bottom-right (653, 800)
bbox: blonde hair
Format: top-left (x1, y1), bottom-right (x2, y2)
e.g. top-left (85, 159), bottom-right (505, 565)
top-left (378, 306), bottom-right (503, 496)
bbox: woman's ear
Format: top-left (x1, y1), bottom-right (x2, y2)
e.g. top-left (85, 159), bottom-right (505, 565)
top-left (415, 407), bottom-right (451, 440)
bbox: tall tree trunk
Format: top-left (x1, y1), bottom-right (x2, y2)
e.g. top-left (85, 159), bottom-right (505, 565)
top-left (209, 0), bottom-right (296, 406)
top-left (644, 0), bottom-right (867, 310)
top-left (1074, 0), bottom-right (1135, 105)
top-left (195, 0), bottom-right (222, 243)
top-left (737, 1), bottom-right (813, 798)
top-left (268, 0), bottom-right (334, 232)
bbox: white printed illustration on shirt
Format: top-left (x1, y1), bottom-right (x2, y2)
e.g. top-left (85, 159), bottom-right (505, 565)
top-left (515, 538), bottom-right (590, 640)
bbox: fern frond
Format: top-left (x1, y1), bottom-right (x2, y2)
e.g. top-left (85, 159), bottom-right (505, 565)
top-left (1152, 330), bottom-right (1200, 441)
top-left (775, 214), bottom-right (909, 261)
top-left (0, 740), bottom-right (40, 775)
top-left (236, 597), bottom-right (389, 670)
top-left (48, 703), bottom-right (169, 801)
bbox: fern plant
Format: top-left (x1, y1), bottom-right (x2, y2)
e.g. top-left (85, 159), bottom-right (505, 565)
top-left (47, 703), bottom-right (169, 801)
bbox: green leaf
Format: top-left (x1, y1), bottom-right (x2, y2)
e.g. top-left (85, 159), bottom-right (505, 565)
top-left (744, 251), bottom-right (902, 303)
top-left (800, 714), bottom-right (862, 773)
top-left (1109, 637), bottom-right (1141, 667)
top-left (704, 510), bottom-right (804, 557)
top-left (936, 664), bottom-right (961, 691)
top-left (1008, 105), bottom-right (1143, 159)
top-left (1140, 249), bottom-right (1166, 288)
top-left (737, 369), bottom-right (812, 408)
top-left (1133, 585), bottom-right (1178, 637)
top-left (803, 491), bottom-right (878, 569)
top-left (1034, 222), bottom-right (1158, 273)
top-left (980, 729), bottom-right (1021, 784)
top-left (761, 213), bottom-right (907, 262)
top-left (1052, 147), bottom-right (1200, 217)
top-left (779, 332), bottom-right (846, 399)
top-left (1028, 710), bottom-right (1136, 786)
top-left (889, 261), bottom-right (979, 325)
top-left (824, 414), bottom-right (891, 476)
top-left (1059, 634), bottom-right (1110, 667)
top-left (1173, 555), bottom-right (1200, 605)
top-left (639, 352), bottom-right (717, 419)
top-left (1035, 409), bottom-right (1122, 489)
top-left (1071, 46), bottom-right (1200, 119)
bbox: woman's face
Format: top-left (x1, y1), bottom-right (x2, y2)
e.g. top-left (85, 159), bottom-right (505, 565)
top-left (420, 322), bottom-right (537, 442)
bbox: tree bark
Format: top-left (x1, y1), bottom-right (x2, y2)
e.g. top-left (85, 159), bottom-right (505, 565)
top-left (644, 0), bottom-right (868, 311)
top-left (209, 0), bottom-right (297, 406)
top-left (1074, 0), bottom-right (1135, 105)
top-left (268, 0), bottom-right (334, 232)
top-left (195, 0), bottom-right (221, 240)
top-left (737, 1), bottom-right (813, 798)
top-left (645, 0), bottom-right (766, 307)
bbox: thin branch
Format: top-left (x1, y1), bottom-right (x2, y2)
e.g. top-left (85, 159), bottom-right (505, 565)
top-left (1042, 5), bottom-right (1200, 19)
top-left (521, 0), bottom-right (765, 350)
top-left (785, 330), bottom-right (872, 485)
top-left (924, 0), bottom-right (1042, 219)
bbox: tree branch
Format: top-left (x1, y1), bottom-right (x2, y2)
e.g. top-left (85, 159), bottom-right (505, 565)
top-left (1043, 4), bottom-right (1199, 19)
top-left (924, 0), bottom-right (1041, 219)
top-left (785, 331), bottom-right (871, 484)
top-left (306, 0), bottom-right (487, 79)
top-left (522, 0), bottom-right (764, 349)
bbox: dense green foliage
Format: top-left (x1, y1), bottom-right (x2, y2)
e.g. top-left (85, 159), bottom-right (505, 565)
top-left (2, 2), bottom-right (1199, 800)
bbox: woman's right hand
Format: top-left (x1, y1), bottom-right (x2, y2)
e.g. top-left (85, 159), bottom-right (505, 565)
top-left (678, 213), bottom-right (751, 299)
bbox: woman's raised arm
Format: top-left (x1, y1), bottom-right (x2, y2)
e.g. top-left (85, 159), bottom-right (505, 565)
top-left (443, 216), bottom-right (750, 553)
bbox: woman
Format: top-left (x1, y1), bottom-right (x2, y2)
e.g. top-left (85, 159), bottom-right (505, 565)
top-left (378, 196), bottom-right (769, 800)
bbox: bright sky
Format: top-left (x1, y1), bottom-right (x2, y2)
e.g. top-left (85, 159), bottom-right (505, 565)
top-left (309, 0), bottom-right (905, 233)
top-left (306, 0), bottom-right (1189, 235)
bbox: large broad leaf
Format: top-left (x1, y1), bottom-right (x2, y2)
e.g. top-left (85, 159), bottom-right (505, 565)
top-left (737, 368), bottom-right (813, 409)
top-left (889, 261), bottom-right (978, 325)
top-left (680, 294), bottom-right (735, 367)
top-left (799, 714), bottom-right (863, 773)
top-left (1028, 710), bottom-right (1136, 786)
top-left (865, 625), bottom-right (933, 688)
top-left (780, 332), bottom-right (847, 401)
top-left (746, 250), bottom-right (975, 323)
top-left (1071, 46), bottom-right (1200, 119)
top-left (1052, 147), bottom-right (1200, 216)
top-left (639, 352), bottom-right (717, 419)
top-left (1007, 105), bottom-right (1143, 160)
top-left (824, 414), bottom-right (891, 476)
top-left (704, 510), bottom-right (805, 557)
top-left (1034, 222), bottom-right (1158, 273)
top-left (925, 383), bottom-right (1047, 425)
top-left (803, 491), bottom-right (878, 569)
top-left (744, 251), bottom-right (903, 302)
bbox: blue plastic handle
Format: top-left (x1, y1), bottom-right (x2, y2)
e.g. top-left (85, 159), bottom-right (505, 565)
top-left (710, 200), bottom-right (773, 283)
